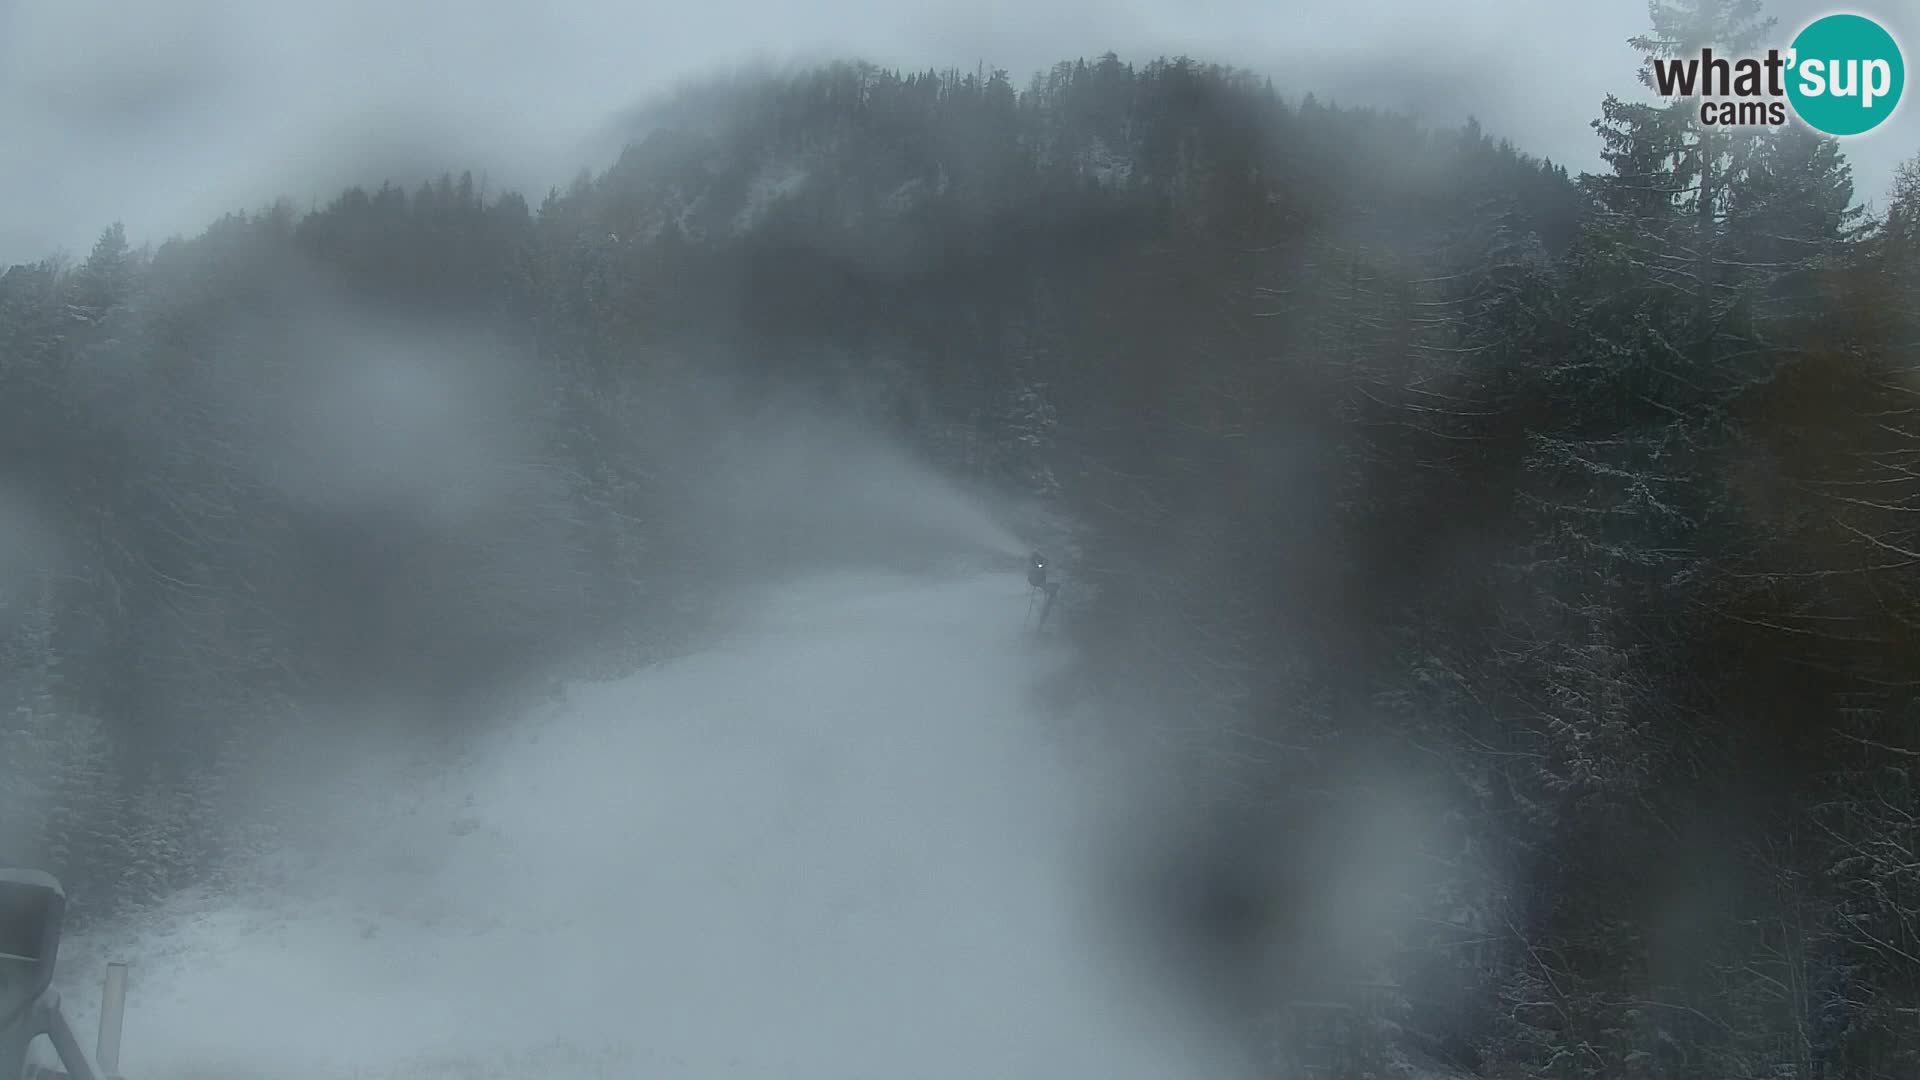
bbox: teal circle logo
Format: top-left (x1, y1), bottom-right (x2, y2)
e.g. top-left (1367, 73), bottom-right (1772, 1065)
top-left (1786, 14), bottom-right (1905, 136)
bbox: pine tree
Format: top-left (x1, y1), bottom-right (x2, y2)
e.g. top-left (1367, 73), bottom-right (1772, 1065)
top-left (1589, 0), bottom-right (1774, 362)
top-left (1724, 122), bottom-right (1862, 302)
top-left (69, 222), bottom-right (135, 322)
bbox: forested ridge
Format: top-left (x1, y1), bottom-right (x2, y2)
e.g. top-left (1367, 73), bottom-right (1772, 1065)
top-left (5, 0), bottom-right (1920, 1073)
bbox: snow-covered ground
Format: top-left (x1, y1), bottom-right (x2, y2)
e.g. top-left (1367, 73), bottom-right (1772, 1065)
top-left (51, 569), bottom-right (1247, 1079)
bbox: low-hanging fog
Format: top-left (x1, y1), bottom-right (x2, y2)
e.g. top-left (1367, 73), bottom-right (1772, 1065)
top-left (9, 0), bottom-right (1920, 1076)
top-left (32, 312), bottom-right (1449, 1078)
top-left (8, 274), bottom-right (1468, 1077)
top-left (6, 0), bottom-right (1915, 264)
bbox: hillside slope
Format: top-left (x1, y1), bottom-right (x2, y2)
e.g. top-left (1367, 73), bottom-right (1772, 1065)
top-left (55, 570), bottom-right (1246, 1080)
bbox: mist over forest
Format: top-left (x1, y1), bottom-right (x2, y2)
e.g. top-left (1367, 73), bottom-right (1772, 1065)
top-left (4, 1), bottom-right (1920, 1077)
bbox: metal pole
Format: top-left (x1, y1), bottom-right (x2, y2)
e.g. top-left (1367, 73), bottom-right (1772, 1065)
top-left (95, 965), bottom-right (125, 1078)
top-left (41, 996), bottom-right (98, 1080)
top-left (1034, 582), bottom-right (1061, 635)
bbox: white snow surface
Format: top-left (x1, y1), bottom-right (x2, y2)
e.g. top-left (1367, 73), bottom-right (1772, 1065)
top-left (55, 569), bottom-right (1244, 1079)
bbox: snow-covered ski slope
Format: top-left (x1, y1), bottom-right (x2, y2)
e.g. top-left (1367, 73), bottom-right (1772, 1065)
top-left (57, 569), bottom-right (1248, 1079)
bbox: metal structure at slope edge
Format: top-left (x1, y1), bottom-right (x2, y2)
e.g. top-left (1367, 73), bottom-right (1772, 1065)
top-left (0, 870), bottom-right (128, 1080)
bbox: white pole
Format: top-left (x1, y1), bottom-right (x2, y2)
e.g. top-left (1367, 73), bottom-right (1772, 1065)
top-left (94, 965), bottom-right (125, 1078)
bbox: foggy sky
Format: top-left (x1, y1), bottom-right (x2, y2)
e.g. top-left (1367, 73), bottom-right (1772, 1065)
top-left (2, 0), bottom-right (1915, 264)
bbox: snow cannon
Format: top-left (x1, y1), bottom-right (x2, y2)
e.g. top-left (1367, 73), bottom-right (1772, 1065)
top-left (1028, 552), bottom-right (1048, 589)
top-left (0, 869), bottom-right (129, 1080)
top-left (1024, 552), bottom-right (1063, 634)
top-left (0, 871), bottom-right (60, 1034)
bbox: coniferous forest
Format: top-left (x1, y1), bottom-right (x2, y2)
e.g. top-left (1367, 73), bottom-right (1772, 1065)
top-left (5, 0), bottom-right (1920, 1075)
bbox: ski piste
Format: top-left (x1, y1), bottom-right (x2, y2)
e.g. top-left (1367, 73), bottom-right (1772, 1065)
top-left (0, 553), bottom-right (1078, 1080)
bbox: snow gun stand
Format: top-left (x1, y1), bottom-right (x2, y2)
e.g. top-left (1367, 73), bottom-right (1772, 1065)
top-left (0, 871), bottom-right (130, 1080)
